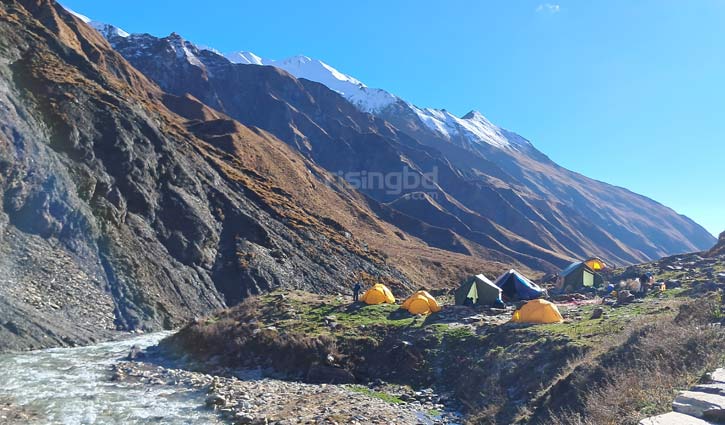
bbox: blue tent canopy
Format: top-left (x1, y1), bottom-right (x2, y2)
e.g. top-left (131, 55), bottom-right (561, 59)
top-left (493, 269), bottom-right (544, 300)
top-left (560, 261), bottom-right (583, 278)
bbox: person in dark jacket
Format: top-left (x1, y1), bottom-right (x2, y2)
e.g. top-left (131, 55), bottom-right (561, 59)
top-left (353, 282), bottom-right (362, 302)
top-left (638, 272), bottom-right (652, 297)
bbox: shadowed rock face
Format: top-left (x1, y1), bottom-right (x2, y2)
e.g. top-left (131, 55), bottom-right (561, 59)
top-left (708, 231), bottom-right (725, 257)
top-left (104, 30), bottom-right (714, 270)
top-left (3, 0), bottom-right (495, 350)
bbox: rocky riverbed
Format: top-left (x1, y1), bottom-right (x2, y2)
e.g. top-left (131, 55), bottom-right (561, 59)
top-left (114, 360), bottom-right (463, 425)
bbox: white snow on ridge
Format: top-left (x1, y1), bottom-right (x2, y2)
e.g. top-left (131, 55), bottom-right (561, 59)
top-left (63, 5), bottom-right (91, 23)
top-left (410, 107), bottom-right (529, 149)
top-left (225, 51), bottom-right (264, 65)
top-left (225, 51), bottom-right (398, 113)
top-left (62, 4), bottom-right (130, 38)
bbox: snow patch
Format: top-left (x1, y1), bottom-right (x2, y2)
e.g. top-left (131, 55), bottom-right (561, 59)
top-left (89, 22), bottom-right (130, 39)
top-left (169, 35), bottom-right (204, 68)
top-left (224, 51), bottom-right (264, 65)
top-left (60, 4), bottom-right (129, 38)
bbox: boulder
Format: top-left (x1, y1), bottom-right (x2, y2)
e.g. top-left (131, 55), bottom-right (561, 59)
top-left (306, 364), bottom-right (355, 384)
top-left (590, 307), bottom-right (604, 320)
top-left (673, 390), bottom-right (725, 418)
top-left (710, 369), bottom-right (725, 384)
top-left (691, 383), bottom-right (725, 397)
top-left (639, 411), bottom-right (712, 424)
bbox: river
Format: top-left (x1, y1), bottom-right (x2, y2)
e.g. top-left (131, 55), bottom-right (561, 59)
top-left (0, 332), bottom-right (223, 425)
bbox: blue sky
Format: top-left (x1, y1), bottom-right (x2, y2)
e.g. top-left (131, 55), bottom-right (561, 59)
top-left (63, 0), bottom-right (725, 237)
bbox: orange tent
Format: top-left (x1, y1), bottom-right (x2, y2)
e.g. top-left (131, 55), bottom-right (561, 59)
top-left (402, 291), bottom-right (441, 315)
top-left (360, 284), bottom-right (395, 305)
top-left (510, 299), bottom-right (564, 324)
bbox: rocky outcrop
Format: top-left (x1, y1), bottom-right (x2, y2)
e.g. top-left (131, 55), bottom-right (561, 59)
top-left (708, 231), bottom-right (725, 257)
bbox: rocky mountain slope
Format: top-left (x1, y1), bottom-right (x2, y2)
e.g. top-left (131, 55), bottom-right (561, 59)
top-left (0, 0), bottom-right (502, 351)
top-left (95, 29), bottom-right (714, 270)
top-left (222, 50), bottom-right (716, 263)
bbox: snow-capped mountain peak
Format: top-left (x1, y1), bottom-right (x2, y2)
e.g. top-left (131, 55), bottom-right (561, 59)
top-left (224, 50), bottom-right (397, 113)
top-left (63, 5), bottom-right (130, 38)
top-left (223, 50), bottom-right (526, 150)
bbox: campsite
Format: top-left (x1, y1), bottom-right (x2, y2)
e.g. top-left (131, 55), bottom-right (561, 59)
top-left (153, 252), bottom-right (725, 424)
top-left (1, 1), bottom-right (724, 424)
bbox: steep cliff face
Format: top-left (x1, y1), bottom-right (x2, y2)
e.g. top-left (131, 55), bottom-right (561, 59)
top-left (103, 31), bottom-right (715, 270)
top-left (0, 0), bottom-right (500, 351)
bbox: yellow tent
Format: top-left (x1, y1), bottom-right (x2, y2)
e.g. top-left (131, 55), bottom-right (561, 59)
top-left (510, 299), bottom-right (564, 324)
top-left (402, 291), bottom-right (441, 315)
top-left (584, 257), bottom-right (607, 271)
top-left (360, 283), bottom-right (396, 305)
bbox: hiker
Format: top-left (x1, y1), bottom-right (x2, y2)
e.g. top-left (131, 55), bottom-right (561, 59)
top-left (638, 272), bottom-right (652, 297)
top-left (353, 281), bottom-right (362, 302)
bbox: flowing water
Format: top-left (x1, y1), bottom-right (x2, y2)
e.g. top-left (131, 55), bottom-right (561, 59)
top-left (0, 332), bottom-right (223, 425)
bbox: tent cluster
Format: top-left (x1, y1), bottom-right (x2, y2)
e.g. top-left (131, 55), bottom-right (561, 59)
top-left (356, 257), bottom-right (608, 324)
top-left (456, 269), bottom-right (544, 307)
top-left (360, 284), bottom-right (440, 315)
top-left (452, 269), bottom-right (560, 324)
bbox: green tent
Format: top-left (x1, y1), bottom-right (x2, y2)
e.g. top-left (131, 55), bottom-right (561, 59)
top-left (455, 274), bottom-right (502, 306)
top-left (558, 262), bottom-right (605, 292)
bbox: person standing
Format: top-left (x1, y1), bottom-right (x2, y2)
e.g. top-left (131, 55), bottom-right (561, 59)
top-left (638, 272), bottom-right (652, 297)
top-left (353, 281), bottom-right (362, 302)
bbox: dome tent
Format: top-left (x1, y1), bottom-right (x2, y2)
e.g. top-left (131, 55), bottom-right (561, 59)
top-left (402, 291), bottom-right (441, 315)
top-left (455, 274), bottom-right (502, 306)
top-left (557, 261), bottom-right (605, 293)
top-left (510, 299), bottom-right (563, 324)
top-left (493, 269), bottom-right (544, 301)
top-left (360, 283), bottom-right (395, 305)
